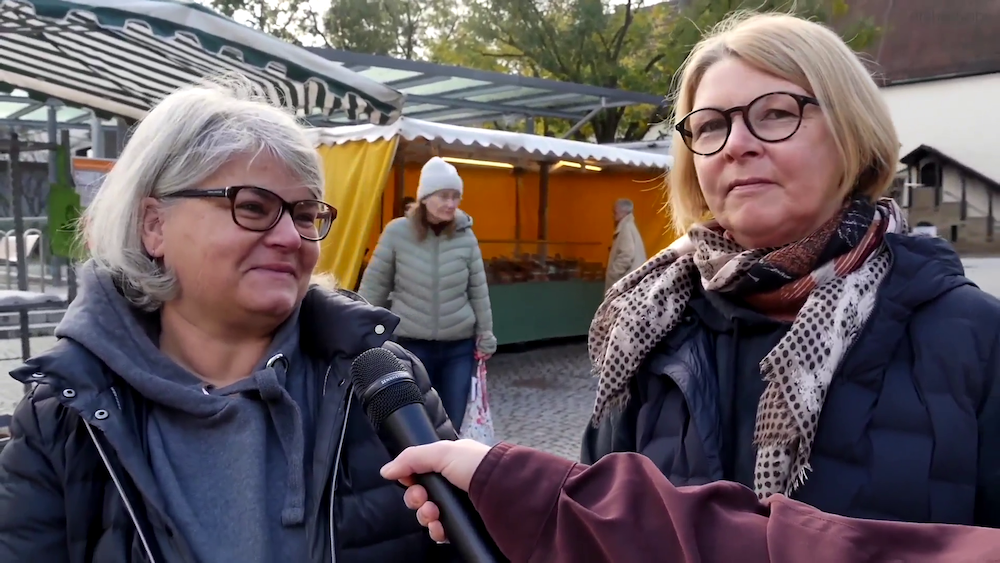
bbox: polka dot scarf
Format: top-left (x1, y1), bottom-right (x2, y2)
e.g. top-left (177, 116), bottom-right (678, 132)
top-left (588, 198), bottom-right (905, 499)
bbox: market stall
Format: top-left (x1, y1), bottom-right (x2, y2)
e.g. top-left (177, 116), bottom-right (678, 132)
top-left (308, 118), bottom-right (677, 345)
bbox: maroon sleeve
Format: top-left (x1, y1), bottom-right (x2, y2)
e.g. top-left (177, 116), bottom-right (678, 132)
top-left (468, 443), bottom-right (1000, 563)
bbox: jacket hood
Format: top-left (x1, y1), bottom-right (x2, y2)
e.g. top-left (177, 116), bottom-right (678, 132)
top-left (455, 209), bottom-right (473, 231)
top-left (881, 233), bottom-right (975, 308)
top-left (403, 209), bottom-right (473, 232)
top-left (615, 213), bottom-right (635, 234)
top-left (11, 262), bottom-right (399, 394)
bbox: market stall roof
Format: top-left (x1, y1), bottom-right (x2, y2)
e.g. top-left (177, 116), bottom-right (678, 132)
top-left (308, 48), bottom-right (665, 126)
top-left (308, 117), bottom-right (672, 170)
top-left (0, 89), bottom-right (100, 129)
top-left (0, 0), bottom-right (405, 124)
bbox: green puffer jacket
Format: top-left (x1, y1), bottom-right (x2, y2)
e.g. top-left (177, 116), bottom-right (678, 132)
top-left (358, 210), bottom-right (497, 354)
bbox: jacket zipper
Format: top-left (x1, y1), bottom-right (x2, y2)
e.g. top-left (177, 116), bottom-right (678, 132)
top-left (83, 420), bottom-right (158, 563)
top-left (81, 365), bottom-right (352, 563)
top-left (431, 235), bottom-right (440, 340)
top-left (324, 364), bottom-right (354, 563)
top-left (328, 391), bottom-right (352, 563)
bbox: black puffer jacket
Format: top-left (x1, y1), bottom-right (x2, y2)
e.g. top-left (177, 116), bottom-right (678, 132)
top-left (0, 286), bottom-right (457, 563)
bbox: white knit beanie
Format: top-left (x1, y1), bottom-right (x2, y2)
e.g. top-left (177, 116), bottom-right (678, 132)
top-left (417, 157), bottom-right (464, 201)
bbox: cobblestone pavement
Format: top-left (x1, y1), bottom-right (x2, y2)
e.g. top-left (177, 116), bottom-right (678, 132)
top-left (485, 341), bottom-right (594, 461)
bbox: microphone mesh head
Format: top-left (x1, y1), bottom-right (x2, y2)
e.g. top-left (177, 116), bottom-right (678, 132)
top-left (350, 347), bottom-right (424, 430)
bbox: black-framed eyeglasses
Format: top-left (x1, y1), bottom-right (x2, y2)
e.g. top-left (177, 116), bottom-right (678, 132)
top-left (167, 186), bottom-right (337, 241)
top-left (674, 92), bottom-right (820, 156)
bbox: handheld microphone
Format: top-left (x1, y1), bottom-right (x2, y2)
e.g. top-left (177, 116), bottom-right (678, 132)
top-left (350, 348), bottom-right (506, 563)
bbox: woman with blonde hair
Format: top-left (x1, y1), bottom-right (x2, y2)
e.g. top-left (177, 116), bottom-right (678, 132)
top-left (0, 77), bottom-right (457, 562)
top-left (582, 12), bottom-right (1000, 526)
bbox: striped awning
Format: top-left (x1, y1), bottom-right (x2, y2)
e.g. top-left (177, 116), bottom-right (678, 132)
top-left (0, 0), bottom-right (405, 124)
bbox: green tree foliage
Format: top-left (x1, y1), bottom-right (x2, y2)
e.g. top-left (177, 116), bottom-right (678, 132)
top-left (316, 0), bottom-right (400, 54)
top-left (205, 0), bottom-right (459, 58)
top-left (427, 0), bottom-right (880, 142)
top-left (313, 0), bottom-right (460, 59)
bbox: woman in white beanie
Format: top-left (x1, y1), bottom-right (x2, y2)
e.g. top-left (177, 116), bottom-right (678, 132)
top-left (359, 157), bottom-right (496, 431)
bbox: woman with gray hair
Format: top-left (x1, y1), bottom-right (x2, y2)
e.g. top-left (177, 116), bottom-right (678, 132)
top-left (0, 78), bottom-right (457, 563)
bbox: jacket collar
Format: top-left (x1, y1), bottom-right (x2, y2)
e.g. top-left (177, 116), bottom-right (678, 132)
top-left (615, 213), bottom-right (635, 235)
top-left (880, 233), bottom-right (973, 309)
top-left (299, 286), bottom-right (399, 359)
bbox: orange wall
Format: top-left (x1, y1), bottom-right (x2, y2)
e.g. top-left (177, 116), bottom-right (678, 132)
top-left (546, 170), bottom-right (673, 264)
top-left (363, 163), bottom-right (679, 267)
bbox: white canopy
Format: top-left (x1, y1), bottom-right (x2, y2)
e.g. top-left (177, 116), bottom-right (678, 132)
top-left (307, 117), bottom-right (672, 170)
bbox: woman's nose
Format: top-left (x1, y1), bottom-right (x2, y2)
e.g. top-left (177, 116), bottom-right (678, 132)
top-left (265, 212), bottom-right (303, 247)
top-left (723, 114), bottom-right (762, 157)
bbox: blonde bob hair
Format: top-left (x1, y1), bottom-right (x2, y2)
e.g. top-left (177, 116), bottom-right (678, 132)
top-left (83, 74), bottom-right (323, 311)
top-left (667, 11), bottom-right (899, 234)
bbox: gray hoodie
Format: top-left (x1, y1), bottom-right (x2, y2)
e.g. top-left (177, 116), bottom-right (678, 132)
top-left (56, 262), bottom-right (320, 563)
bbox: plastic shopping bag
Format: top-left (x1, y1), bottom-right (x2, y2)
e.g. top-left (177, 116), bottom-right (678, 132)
top-left (459, 357), bottom-right (496, 445)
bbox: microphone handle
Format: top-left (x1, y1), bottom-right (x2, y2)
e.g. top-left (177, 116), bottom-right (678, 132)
top-left (416, 473), bottom-right (502, 563)
top-left (381, 403), bottom-right (507, 563)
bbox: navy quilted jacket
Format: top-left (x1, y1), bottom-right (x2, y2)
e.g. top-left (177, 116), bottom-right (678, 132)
top-left (0, 287), bottom-right (459, 563)
top-left (583, 234), bottom-right (1000, 526)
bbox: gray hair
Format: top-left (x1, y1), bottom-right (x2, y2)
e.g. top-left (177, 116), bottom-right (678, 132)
top-left (615, 198), bottom-right (634, 214)
top-left (83, 74), bottom-right (324, 311)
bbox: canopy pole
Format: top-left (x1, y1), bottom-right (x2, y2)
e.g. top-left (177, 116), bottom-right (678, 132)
top-left (62, 129), bottom-right (77, 304)
top-left (561, 105), bottom-right (604, 139)
top-left (537, 163), bottom-right (549, 261)
top-left (9, 134), bottom-right (31, 374)
top-left (90, 111), bottom-right (104, 158)
top-left (393, 155), bottom-right (405, 217)
top-left (116, 117), bottom-right (129, 155)
top-left (47, 102), bottom-right (63, 286)
top-left (514, 168), bottom-right (523, 256)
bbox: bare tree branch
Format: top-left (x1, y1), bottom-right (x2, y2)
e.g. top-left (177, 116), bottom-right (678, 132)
top-left (611, 0), bottom-right (635, 60)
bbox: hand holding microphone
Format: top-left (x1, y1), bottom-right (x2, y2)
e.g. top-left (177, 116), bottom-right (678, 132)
top-left (350, 348), bottom-right (506, 562)
top-left (380, 440), bottom-right (492, 543)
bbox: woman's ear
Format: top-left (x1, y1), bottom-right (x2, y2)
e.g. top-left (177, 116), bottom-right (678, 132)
top-left (140, 197), bottom-right (166, 258)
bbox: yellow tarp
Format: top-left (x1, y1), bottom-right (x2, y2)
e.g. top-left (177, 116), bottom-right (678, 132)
top-left (315, 137), bottom-right (398, 289)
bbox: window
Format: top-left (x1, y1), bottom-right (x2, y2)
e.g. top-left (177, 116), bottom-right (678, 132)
top-left (920, 162), bottom-right (940, 187)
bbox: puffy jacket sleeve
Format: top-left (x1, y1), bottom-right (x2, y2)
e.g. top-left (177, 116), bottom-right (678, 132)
top-left (358, 227), bottom-right (396, 308)
top-left (0, 388), bottom-right (69, 561)
top-left (466, 233), bottom-right (496, 355)
top-left (470, 443), bottom-right (1000, 563)
top-left (976, 332), bottom-right (1000, 527)
top-left (384, 341), bottom-right (458, 441)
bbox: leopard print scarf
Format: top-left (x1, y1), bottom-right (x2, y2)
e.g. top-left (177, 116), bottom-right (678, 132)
top-left (588, 198), bottom-right (905, 499)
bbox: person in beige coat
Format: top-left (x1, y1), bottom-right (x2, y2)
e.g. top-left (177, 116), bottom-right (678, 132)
top-left (605, 199), bottom-right (647, 290)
